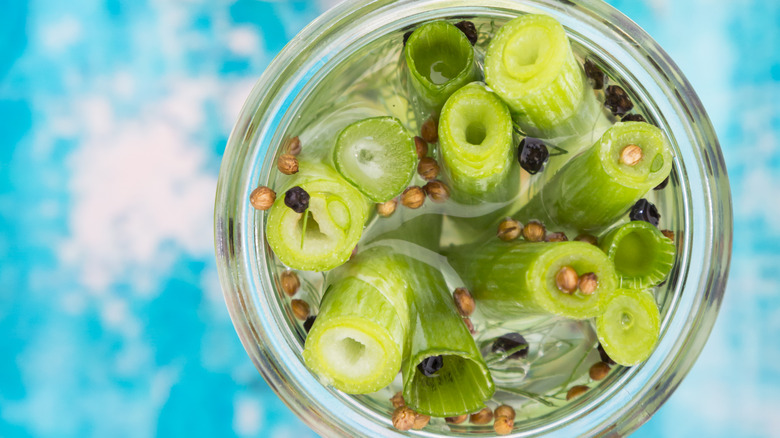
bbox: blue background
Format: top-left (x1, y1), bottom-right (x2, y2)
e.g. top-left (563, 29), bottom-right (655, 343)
top-left (1, 0), bottom-right (778, 436)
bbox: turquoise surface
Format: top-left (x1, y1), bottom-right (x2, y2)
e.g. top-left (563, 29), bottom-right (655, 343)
top-left (1, 0), bottom-right (777, 436)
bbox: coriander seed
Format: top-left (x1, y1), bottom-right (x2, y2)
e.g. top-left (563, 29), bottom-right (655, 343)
top-left (545, 231), bottom-right (568, 242)
top-left (574, 234), bottom-right (599, 245)
top-left (566, 385), bottom-right (589, 401)
top-left (280, 270), bottom-right (300, 296)
top-left (418, 157), bottom-right (440, 181)
top-left (469, 407), bottom-right (493, 424)
top-left (463, 317), bottom-right (476, 334)
top-left (401, 186), bottom-right (425, 209)
top-left (445, 415), bottom-right (468, 424)
top-left (424, 180), bottom-right (450, 202)
top-left (522, 220), bottom-right (546, 242)
top-left (291, 299), bottom-right (310, 320)
top-left (556, 266), bottom-right (579, 294)
top-left (453, 287), bottom-right (475, 317)
top-left (392, 406), bottom-right (416, 431)
top-left (277, 153), bottom-right (299, 175)
top-left (494, 416), bottom-right (514, 435)
top-left (390, 391), bottom-right (405, 408)
top-left (412, 413), bottom-right (430, 430)
top-left (286, 136), bottom-right (302, 155)
top-left (414, 136), bottom-right (428, 158)
top-left (494, 405), bottom-right (516, 421)
top-left (250, 186), bottom-right (276, 211)
top-left (578, 272), bottom-right (599, 295)
top-left (421, 117), bottom-right (438, 143)
top-left (620, 144), bottom-right (643, 166)
top-left (497, 218), bottom-right (522, 241)
top-left (376, 199), bottom-right (397, 217)
top-left (589, 361), bottom-right (611, 381)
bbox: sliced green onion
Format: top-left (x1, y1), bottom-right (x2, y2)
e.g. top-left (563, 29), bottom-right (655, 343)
top-left (448, 241), bottom-right (618, 319)
top-left (485, 14), bottom-right (586, 137)
top-left (600, 221), bottom-right (675, 288)
top-left (333, 116), bottom-right (417, 203)
top-left (405, 21), bottom-right (478, 114)
top-left (328, 247), bottom-right (413, 352)
top-left (303, 276), bottom-right (405, 393)
top-left (368, 213), bottom-right (444, 253)
top-left (438, 82), bottom-right (519, 203)
top-left (596, 288), bottom-right (660, 366)
top-left (403, 258), bottom-right (495, 417)
top-left (517, 122), bottom-right (673, 231)
top-left (266, 162), bottom-right (369, 271)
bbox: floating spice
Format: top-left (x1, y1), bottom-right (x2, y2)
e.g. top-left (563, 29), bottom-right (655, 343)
top-left (284, 186), bottom-right (310, 213)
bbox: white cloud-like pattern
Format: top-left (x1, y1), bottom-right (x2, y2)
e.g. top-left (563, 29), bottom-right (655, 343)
top-left (57, 79), bottom-right (218, 293)
top-left (54, 75), bottom-right (255, 294)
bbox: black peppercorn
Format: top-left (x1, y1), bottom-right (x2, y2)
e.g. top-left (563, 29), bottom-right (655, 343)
top-left (303, 315), bottom-right (316, 333)
top-left (621, 113), bottom-right (646, 123)
top-left (629, 198), bottom-right (660, 226)
top-left (284, 186), bottom-right (310, 213)
top-left (491, 333), bottom-right (529, 359)
top-left (584, 59), bottom-right (606, 90)
top-left (605, 85), bottom-right (634, 116)
top-left (518, 137), bottom-right (549, 174)
top-left (654, 175), bottom-right (669, 190)
top-left (597, 343), bottom-right (617, 365)
top-left (417, 356), bottom-right (444, 376)
top-left (455, 20), bottom-right (478, 45)
top-left (402, 30), bottom-right (413, 46)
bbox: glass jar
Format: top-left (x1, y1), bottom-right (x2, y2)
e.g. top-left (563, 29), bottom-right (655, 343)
top-left (214, 0), bottom-right (732, 436)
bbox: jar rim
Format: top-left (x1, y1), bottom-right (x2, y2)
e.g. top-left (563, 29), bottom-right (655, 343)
top-left (214, 0), bottom-right (732, 436)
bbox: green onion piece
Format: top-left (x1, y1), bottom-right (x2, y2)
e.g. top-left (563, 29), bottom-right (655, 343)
top-left (596, 288), bottom-right (660, 366)
top-left (368, 213), bottom-right (444, 253)
top-left (600, 221), bottom-right (675, 289)
top-left (327, 247), bottom-right (413, 354)
top-left (405, 21), bottom-right (478, 114)
top-left (517, 122), bottom-right (673, 231)
top-left (333, 116), bottom-right (417, 203)
top-left (448, 241), bottom-right (618, 320)
top-left (485, 14), bottom-right (586, 137)
top-left (438, 82), bottom-right (519, 203)
top-left (266, 162), bottom-right (369, 271)
top-left (303, 276), bottom-right (406, 394)
top-left (353, 213), bottom-right (445, 357)
top-left (403, 258), bottom-right (495, 417)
